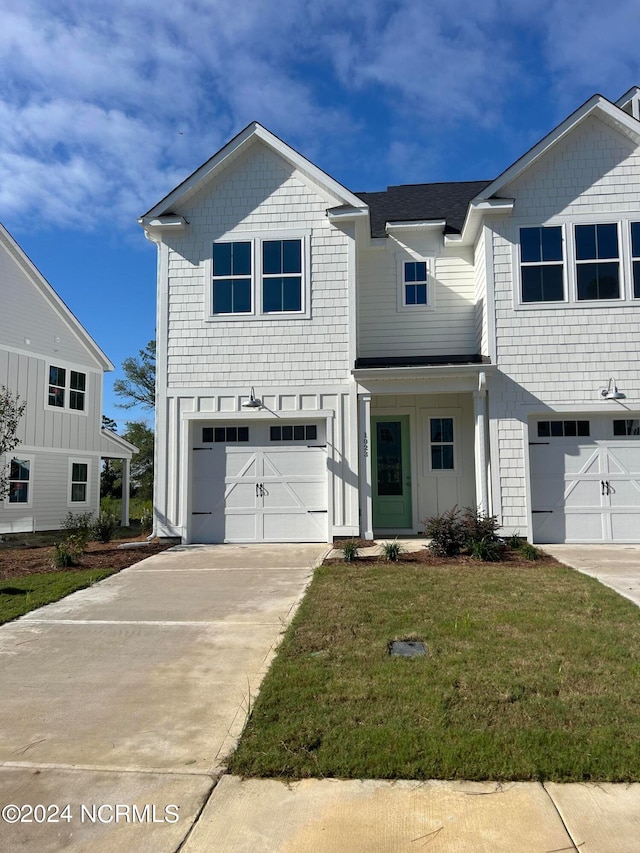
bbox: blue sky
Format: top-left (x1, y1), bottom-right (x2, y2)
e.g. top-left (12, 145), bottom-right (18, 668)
top-left (2, 0), bottom-right (640, 429)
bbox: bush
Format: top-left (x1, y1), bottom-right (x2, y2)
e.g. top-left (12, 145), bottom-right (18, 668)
top-left (51, 541), bottom-right (77, 568)
top-left (341, 540), bottom-right (359, 562)
top-left (519, 542), bottom-right (543, 561)
top-left (92, 512), bottom-right (119, 543)
top-left (424, 506), bottom-right (504, 561)
top-left (424, 507), bottom-right (466, 556)
top-left (61, 512), bottom-right (94, 553)
top-left (379, 539), bottom-right (405, 562)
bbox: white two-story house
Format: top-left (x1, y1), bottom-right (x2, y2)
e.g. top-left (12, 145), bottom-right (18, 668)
top-left (140, 87), bottom-right (640, 545)
top-left (0, 225), bottom-right (136, 533)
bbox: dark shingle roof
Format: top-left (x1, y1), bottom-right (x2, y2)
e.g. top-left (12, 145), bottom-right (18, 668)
top-left (355, 180), bottom-right (492, 238)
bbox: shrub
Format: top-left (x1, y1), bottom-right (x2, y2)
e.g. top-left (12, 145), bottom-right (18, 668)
top-left (92, 512), bottom-right (119, 543)
top-left (519, 542), bottom-right (543, 561)
top-left (341, 540), bottom-right (359, 562)
top-left (460, 507), bottom-right (501, 544)
top-left (468, 535), bottom-right (506, 562)
top-left (139, 507), bottom-right (153, 534)
top-left (51, 541), bottom-right (77, 569)
top-left (61, 512), bottom-right (94, 552)
top-left (424, 507), bottom-right (466, 556)
top-left (380, 539), bottom-right (405, 562)
top-left (508, 532), bottom-right (524, 549)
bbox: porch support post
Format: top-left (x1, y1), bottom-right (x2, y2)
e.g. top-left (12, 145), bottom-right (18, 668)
top-left (121, 458), bottom-right (131, 528)
top-left (473, 372), bottom-right (490, 515)
top-left (358, 394), bottom-right (374, 540)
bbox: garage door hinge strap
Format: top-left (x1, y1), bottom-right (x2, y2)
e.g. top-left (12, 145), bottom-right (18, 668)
top-left (532, 510), bottom-right (553, 513)
top-left (529, 442), bottom-right (549, 445)
top-left (192, 512), bottom-right (212, 515)
top-left (308, 510), bottom-right (328, 513)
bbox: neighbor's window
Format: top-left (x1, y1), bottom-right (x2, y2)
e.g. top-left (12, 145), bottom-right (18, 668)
top-left (48, 366), bottom-right (66, 407)
top-left (69, 371), bottom-right (86, 411)
top-left (8, 458), bottom-right (30, 503)
top-left (403, 261), bottom-right (428, 305)
top-left (520, 226), bottom-right (564, 302)
top-left (262, 239), bottom-right (302, 313)
top-left (430, 417), bottom-right (454, 470)
top-left (575, 223), bottom-right (620, 300)
top-left (212, 241), bottom-right (252, 314)
top-left (631, 223), bottom-right (640, 299)
top-left (70, 462), bottom-right (88, 502)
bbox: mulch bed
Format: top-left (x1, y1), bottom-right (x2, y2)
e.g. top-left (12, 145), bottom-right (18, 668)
top-left (0, 535), bottom-right (175, 580)
top-left (325, 547), bottom-right (558, 569)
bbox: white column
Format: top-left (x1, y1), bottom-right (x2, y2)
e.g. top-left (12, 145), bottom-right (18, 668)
top-left (121, 458), bottom-right (131, 528)
top-left (473, 372), bottom-right (490, 515)
top-left (358, 394), bottom-right (374, 540)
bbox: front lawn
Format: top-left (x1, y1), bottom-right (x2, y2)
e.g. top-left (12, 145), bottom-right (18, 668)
top-left (0, 569), bottom-right (116, 625)
top-left (229, 559), bottom-right (640, 782)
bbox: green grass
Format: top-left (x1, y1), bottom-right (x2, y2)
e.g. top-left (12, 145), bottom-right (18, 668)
top-left (0, 569), bottom-right (115, 625)
top-left (229, 561), bottom-right (640, 782)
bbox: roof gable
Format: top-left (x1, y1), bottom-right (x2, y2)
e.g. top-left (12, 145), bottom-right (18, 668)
top-left (0, 224), bottom-right (113, 371)
top-left (140, 123), bottom-right (364, 224)
top-left (476, 94), bottom-right (640, 201)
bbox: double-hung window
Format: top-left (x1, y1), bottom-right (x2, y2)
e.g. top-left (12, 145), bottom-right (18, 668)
top-left (520, 226), bottom-right (564, 302)
top-left (575, 223), bottom-right (620, 300)
top-left (403, 261), bottom-right (428, 306)
top-left (262, 240), bottom-right (302, 313)
top-left (8, 458), bottom-right (30, 504)
top-left (70, 461), bottom-right (89, 503)
top-left (430, 417), bottom-right (455, 470)
top-left (48, 366), bottom-right (86, 411)
top-left (631, 222), bottom-right (640, 299)
top-left (210, 236), bottom-right (305, 317)
top-left (212, 242), bottom-right (252, 314)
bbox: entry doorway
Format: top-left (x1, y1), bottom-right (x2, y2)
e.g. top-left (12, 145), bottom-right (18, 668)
top-left (371, 415), bottom-right (412, 529)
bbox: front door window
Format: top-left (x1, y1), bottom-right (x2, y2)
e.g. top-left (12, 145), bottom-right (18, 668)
top-left (376, 421), bottom-right (403, 495)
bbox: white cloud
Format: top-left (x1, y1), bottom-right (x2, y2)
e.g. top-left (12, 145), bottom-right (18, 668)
top-left (1, 0), bottom-right (640, 230)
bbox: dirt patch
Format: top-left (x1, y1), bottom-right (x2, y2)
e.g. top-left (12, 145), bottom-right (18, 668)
top-left (0, 535), bottom-right (175, 580)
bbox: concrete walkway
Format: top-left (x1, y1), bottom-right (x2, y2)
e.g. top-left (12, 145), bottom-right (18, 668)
top-left (0, 543), bottom-right (326, 851)
top-left (543, 543), bottom-right (640, 607)
top-left (1, 542), bottom-right (640, 851)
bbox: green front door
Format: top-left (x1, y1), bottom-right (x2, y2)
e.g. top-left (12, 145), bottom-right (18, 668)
top-left (372, 416), bottom-right (412, 529)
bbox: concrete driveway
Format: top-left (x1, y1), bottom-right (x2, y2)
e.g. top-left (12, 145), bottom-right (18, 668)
top-left (0, 543), bottom-right (326, 852)
top-left (542, 543), bottom-right (640, 607)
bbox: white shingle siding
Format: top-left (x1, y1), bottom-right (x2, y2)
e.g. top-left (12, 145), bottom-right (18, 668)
top-left (163, 141), bottom-right (350, 387)
top-left (489, 114), bottom-right (640, 533)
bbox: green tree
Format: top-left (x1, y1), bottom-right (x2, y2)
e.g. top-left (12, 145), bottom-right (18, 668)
top-left (0, 386), bottom-right (27, 500)
top-left (123, 421), bottom-right (154, 501)
top-left (113, 340), bottom-right (156, 410)
top-left (100, 415), bottom-right (122, 499)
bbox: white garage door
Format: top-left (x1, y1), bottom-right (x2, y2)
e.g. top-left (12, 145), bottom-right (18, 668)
top-left (529, 416), bottom-right (640, 543)
top-left (191, 421), bottom-right (327, 543)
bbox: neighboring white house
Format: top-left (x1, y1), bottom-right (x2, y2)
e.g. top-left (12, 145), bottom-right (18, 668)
top-left (140, 87), bottom-right (640, 545)
top-left (0, 224), bottom-right (136, 533)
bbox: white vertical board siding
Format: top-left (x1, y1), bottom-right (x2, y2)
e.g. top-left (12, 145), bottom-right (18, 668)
top-left (162, 140), bottom-right (351, 388)
top-left (357, 241), bottom-right (477, 358)
top-left (0, 247), bottom-right (99, 368)
top-left (489, 114), bottom-right (640, 534)
top-left (0, 349), bottom-right (102, 453)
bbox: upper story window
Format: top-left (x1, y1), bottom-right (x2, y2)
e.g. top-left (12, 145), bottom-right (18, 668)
top-left (210, 235), bottom-right (307, 318)
top-left (48, 366), bottom-right (86, 412)
top-left (631, 223), bottom-right (640, 299)
top-left (575, 223), bottom-right (619, 300)
top-left (403, 261), bottom-right (428, 306)
top-left (212, 242), bottom-right (252, 314)
top-left (263, 240), bottom-right (302, 313)
top-left (520, 226), bottom-right (564, 302)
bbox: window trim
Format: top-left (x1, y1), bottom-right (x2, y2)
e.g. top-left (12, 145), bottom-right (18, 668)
top-left (206, 230), bottom-right (311, 321)
top-left (5, 455), bottom-right (34, 507)
top-left (396, 254), bottom-right (435, 313)
top-left (513, 215), bottom-right (638, 309)
top-left (68, 458), bottom-right (91, 507)
top-left (46, 364), bottom-right (88, 415)
top-left (423, 413), bottom-right (458, 475)
top-left (519, 225), bottom-right (566, 304)
top-left (574, 222), bottom-right (621, 302)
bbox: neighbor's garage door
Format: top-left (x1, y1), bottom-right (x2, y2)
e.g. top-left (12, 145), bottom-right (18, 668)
top-left (529, 415), bottom-right (640, 543)
top-left (191, 421), bottom-right (327, 543)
